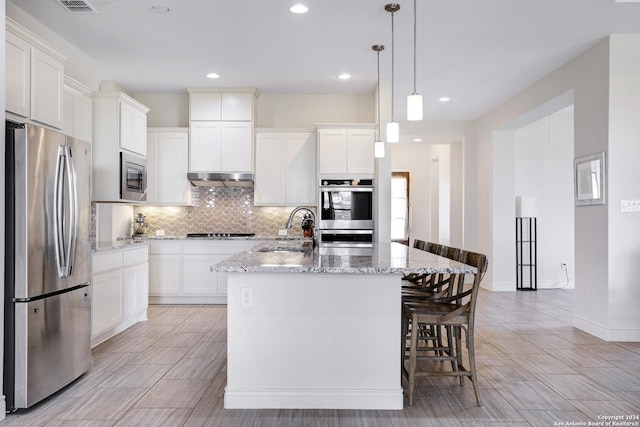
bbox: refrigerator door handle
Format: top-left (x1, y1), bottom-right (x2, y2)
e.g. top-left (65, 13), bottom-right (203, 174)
top-left (53, 146), bottom-right (67, 278)
top-left (65, 145), bottom-right (79, 277)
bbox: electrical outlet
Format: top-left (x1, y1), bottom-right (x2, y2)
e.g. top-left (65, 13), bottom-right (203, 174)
top-left (561, 262), bottom-right (567, 270)
top-left (156, 229), bottom-right (165, 236)
top-left (278, 229), bottom-right (288, 236)
top-left (241, 287), bottom-right (253, 307)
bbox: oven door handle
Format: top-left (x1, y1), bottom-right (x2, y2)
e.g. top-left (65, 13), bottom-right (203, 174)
top-left (319, 186), bottom-right (373, 192)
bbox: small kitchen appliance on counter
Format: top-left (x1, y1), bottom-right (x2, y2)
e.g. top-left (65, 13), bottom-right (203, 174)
top-left (132, 213), bottom-right (149, 238)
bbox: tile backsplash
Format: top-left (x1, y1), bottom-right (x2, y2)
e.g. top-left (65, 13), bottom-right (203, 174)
top-left (133, 187), bottom-right (314, 238)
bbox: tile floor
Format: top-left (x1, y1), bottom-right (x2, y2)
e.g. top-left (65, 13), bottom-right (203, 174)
top-left (3, 289), bottom-right (640, 426)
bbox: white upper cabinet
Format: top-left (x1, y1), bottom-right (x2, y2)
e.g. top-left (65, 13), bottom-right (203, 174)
top-left (255, 131), bottom-right (316, 206)
top-left (147, 128), bottom-right (191, 205)
top-left (6, 18), bottom-right (66, 129)
top-left (187, 88), bottom-right (258, 173)
top-left (6, 30), bottom-right (31, 117)
top-left (317, 124), bottom-right (376, 175)
top-left (63, 77), bottom-right (92, 142)
top-left (120, 100), bottom-right (148, 156)
top-left (188, 89), bottom-right (255, 121)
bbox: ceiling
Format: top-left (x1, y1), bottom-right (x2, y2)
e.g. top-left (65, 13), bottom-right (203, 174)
top-left (11, 0), bottom-right (640, 121)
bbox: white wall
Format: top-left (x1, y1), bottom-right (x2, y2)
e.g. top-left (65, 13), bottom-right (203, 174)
top-left (391, 142), bottom-right (464, 248)
top-left (514, 112), bottom-right (575, 289)
top-left (257, 94), bottom-right (374, 128)
top-left (606, 35), bottom-right (640, 338)
top-left (133, 93), bottom-right (189, 128)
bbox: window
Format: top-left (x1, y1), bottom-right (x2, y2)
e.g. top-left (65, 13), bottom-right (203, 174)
top-left (391, 172), bottom-right (410, 245)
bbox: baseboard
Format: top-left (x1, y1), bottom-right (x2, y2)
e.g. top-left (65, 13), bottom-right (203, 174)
top-left (0, 395), bottom-right (5, 421)
top-left (149, 295), bottom-right (227, 304)
top-left (224, 388), bottom-right (404, 410)
top-left (574, 315), bottom-right (640, 342)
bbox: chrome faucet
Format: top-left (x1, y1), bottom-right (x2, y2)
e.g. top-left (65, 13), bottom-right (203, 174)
top-left (285, 207), bottom-right (316, 247)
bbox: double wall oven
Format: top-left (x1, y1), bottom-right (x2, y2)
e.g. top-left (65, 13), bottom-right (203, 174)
top-left (317, 179), bottom-right (374, 248)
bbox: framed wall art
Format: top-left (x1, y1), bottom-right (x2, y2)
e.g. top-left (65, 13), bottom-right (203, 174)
top-left (574, 152), bottom-right (606, 206)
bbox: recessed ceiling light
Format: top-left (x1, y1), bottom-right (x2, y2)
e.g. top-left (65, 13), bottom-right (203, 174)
top-left (290, 4), bottom-right (308, 13)
top-left (149, 5), bottom-right (170, 14)
top-left (338, 73), bottom-right (351, 80)
top-left (439, 97), bottom-right (451, 102)
top-left (206, 73), bottom-right (220, 79)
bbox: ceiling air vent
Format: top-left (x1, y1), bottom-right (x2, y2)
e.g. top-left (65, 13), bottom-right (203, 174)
top-left (56, 0), bottom-right (98, 13)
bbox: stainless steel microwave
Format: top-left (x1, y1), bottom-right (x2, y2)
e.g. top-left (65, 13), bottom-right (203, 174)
top-left (120, 151), bottom-right (146, 202)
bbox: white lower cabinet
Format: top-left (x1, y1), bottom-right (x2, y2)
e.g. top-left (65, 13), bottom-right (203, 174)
top-left (149, 240), bottom-right (261, 304)
top-left (91, 245), bottom-right (149, 347)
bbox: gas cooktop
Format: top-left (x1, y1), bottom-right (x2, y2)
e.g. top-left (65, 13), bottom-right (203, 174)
top-left (186, 232), bottom-right (256, 238)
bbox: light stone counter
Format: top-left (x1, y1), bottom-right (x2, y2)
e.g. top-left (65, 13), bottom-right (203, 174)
top-left (214, 241), bottom-right (477, 275)
top-left (221, 241), bottom-right (478, 411)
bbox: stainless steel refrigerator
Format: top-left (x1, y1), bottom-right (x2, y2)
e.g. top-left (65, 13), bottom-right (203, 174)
top-left (4, 122), bottom-right (92, 410)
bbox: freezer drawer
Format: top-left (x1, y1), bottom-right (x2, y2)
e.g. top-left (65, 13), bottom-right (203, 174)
top-left (12, 285), bottom-right (91, 409)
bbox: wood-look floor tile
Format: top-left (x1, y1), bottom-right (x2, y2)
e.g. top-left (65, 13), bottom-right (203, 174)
top-left (128, 345), bottom-right (191, 365)
top-left (394, 394), bottom-right (463, 426)
top-left (203, 367), bottom-right (227, 399)
top-left (487, 338), bottom-right (547, 356)
top-left (491, 380), bottom-right (577, 410)
top-left (163, 357), bottom-right (225, 380)
top-left (504, 320), bottom-right (570, 334)
top-left (183, 398), bottom-right (256, 427)
top-left (2, 397), bottom-right (80, 426)
top-left (575, 366), bottom-right (640, 392)
top-left (188, 306), bottom-right (226, 323)
top-left (113, 408), bottom-right (191, 426)
top-left (90, 351), bottom-right (135, 372)
top-left (521, 333), bottom-right (581, 350)
top-left (97, 364), bottom-right (171, 388)
top-left (517, 409), bottom-right (591, 426)
top-left (134, 379), bottom-right (210, 409)
top-left (44, 420), bottom-right (117, 426)
top-left (120, 323), bottom-right (176, 338)
top-left (475, 326), bottom-right (520, 340)
top-left (616, 391), bottom-right (640, 409)
top-left (441, 388), bottom-right (526, 424)
top-left (60, 371), bottom-right (115, 398)
top-left (473, 340), bottom-right (509, 360)
top-left (170, 320), bottom-right (215, 333)
top-left (507, 354), bottom-right (577, 374)
top-left (58, 388), bottom-right (147, 420)
top-left (579, 344), bottom-right (640, 360)
top-left (199, 323), bottom-right (227, 342)
top-left (568, 399), bottom-right (640, 421)
top-left (152, 331), bottom-right (204, 347)
top-left (253, 409), bottom-right (342, 427)
top-left (336, 409), bottom-right (396, 427)
top-left (546, 348), bottom-right (615, 368)
top-left (476, 359), bottom-right (538, 383)
top-left (96, 336), bottom-right (160, 353)
top-left (536, 374), bottom-right (620, 401)
top-left (184, 340), bottom-right (226, 360)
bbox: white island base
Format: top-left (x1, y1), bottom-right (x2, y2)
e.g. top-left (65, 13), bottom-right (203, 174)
top-left (225, 272), bottom-right (403, 410)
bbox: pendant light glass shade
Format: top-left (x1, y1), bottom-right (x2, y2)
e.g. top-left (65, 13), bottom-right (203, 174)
top-left (374, 140), bottom-right (385, 158)
top-left (386, 121), bottom-right (399, 143)
top-left (407, 93), bottom-right (423, 121)
top-left (407, 0), bottom-right (422, 121)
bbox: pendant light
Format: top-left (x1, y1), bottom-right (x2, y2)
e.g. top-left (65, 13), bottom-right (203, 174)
top-left (407, 0), bottom-right (423, 121)
top-left (385, 3), bottom-right (400, 143)
top-left (372, 44), bottom-right (386, 158)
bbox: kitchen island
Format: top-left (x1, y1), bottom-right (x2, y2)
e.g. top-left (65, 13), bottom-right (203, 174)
top-left (214, 241), bottom-right (477, 410)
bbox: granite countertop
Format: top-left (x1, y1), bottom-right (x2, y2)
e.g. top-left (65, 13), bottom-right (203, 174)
top-left (130, 236), bottom-right (308, 241)
top-left (93, 239), bottom-right (149, 253)
top-left (213, 241), bottom-right (477, 275)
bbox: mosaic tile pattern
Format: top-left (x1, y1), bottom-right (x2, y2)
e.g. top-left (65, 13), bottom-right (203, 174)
top-left (133, 187), bottom-right (314, 238)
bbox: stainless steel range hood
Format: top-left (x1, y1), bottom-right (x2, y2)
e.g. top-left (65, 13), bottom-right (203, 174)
top-left (187, 172), bottom-right (254, 187)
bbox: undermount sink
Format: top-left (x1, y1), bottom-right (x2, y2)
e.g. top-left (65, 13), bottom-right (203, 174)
top-left (258, 246), bottom-right (307, 253)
